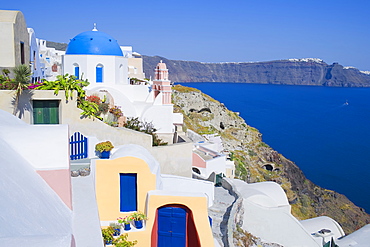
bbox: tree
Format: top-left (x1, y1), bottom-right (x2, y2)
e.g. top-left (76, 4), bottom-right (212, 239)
top-left (12, 64), bottom-right (31, 116)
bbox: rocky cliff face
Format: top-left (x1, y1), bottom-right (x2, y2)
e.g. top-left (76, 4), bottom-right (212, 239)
top-left (172, 85), bottom-right (370, 234)
top-left (144, 56), bottom-right (370, 87)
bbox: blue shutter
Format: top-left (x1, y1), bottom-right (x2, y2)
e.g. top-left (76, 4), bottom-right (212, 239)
top-left (96, 66), bottom-right (103, 83)
top-left (158, 207), bottom-right (186, 247)
top-left (74, 67), bottom-right (79, 79)
top-left (120, 174), bottom-right (137, 212)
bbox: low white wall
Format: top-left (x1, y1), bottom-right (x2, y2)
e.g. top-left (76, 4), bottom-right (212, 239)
top-left (151, 142), bottom-right (193, 178)
top-left (66, 118), bottom-right (152, 150)
top-left (173, 112), bottom-right (183, 125)
top-left (161, 174), bottom-right (214, 207)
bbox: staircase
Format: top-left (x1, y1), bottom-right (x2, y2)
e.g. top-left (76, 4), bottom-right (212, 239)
top-left (209, 186), bottom-right (236, 247)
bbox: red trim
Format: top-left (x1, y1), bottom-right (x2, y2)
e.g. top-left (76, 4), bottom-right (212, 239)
top-left (151, 211), bottom-right (158, 247)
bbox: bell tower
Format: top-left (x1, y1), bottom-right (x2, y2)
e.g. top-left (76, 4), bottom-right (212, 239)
top-left (152, 60), bottom-right (171, 105)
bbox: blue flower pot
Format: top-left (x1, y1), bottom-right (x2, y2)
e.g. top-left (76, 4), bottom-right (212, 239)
top-left (100, 151), bottom-right (110, 159)
top-left (124, 223), bottom-right (131, 231)
top-left (113, 228), bottom-right (120, 236)
top-left (134, 220), bottom-right (143, 229)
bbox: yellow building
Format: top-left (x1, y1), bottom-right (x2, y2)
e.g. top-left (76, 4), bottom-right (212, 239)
top-left (94, 144), bottom-right (214, 247)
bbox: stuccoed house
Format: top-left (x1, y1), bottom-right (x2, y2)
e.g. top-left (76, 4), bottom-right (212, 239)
top-left (0, 10), bottom-right (30, 75)
top-left (190, 132), bottom-right (235, 180)
top-left (93, 144), bottom-right (215, 246)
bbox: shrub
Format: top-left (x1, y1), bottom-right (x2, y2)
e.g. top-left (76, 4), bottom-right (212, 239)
top-left (86, 95), bottom-right (101, 104)
top-left (112, 234), bottom-right (137, 247)
top-left (123, 117), bottom-right (168, 146)
top-left (95, 141), bottom-right (114, 152)
top-left (98, 102), bottom-right (109, 114)
top-left (109, 105), bottom-right (123, 118)
top-left (101, 226), bottom-right (114, 245)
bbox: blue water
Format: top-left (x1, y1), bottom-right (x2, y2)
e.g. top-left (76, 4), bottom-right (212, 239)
top-left (180, 82), bottom-right (370, 213)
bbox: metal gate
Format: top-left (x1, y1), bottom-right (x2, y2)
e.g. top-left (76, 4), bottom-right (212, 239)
top-left (70, 132), bottom-right (88, 160)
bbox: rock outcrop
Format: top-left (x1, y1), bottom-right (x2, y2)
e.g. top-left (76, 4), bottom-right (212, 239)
top-left (172, 84), bottom-right (370, 235)
top-left (144, 56), bottom-right (370, 87)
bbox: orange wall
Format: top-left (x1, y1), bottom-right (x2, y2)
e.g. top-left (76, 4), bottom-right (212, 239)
top-left (95, 156), bottom-right (214, 247)
top-left (95, 156), bottom-right (156, 221)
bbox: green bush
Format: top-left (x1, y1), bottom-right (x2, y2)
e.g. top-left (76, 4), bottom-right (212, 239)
top-left (95, 141), bottom-right (114, 152)
top-left (112, 234), bottom-right (137, 247)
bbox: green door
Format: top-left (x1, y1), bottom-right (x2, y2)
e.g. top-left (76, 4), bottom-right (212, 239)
top-left (33, 100), bottom-right (59, 124)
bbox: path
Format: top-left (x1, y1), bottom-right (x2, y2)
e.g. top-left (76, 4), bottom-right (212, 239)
top-left (208, 186), bottom-right (236, 247)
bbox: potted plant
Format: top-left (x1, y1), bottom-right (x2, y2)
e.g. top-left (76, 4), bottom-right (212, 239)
top-left (130, 211), bottom-right (148, 229)
top-left (95, 141), bottom-right (114, 159)
top-left (117, 216), bottom-right (133, 231)
top-left (101, 226), bottom-right (115, 246)
top-left (109, 222), bottom-right (121, 236)
top-left (112, 234), bottom-right (137, 247)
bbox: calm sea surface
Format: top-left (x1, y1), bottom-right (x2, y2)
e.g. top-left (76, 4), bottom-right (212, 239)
top-left (180, 82), bottom-right (370, 212)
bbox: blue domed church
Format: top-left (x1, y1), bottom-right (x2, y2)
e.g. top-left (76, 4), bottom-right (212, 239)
top-left (62, 26), bottom-right (179, 137)
top-left (63, 25), bottom-right (128, 85)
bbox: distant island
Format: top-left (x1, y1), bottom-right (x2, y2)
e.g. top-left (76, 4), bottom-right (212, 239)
top-left (143, 55), bottom-right (370, 87)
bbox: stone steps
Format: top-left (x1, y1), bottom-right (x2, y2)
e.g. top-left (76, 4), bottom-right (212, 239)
top-left (208, 186), bottom-right (236, 247)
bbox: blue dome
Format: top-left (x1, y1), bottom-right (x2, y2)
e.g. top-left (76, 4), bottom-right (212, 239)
top-left (65, 31), bottom-right (123, 56)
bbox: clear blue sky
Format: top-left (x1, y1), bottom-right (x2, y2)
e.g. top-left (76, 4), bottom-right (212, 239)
top-left (3, 0), bottom-right (370, 71)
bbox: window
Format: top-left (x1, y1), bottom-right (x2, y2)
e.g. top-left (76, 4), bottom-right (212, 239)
top-left (74, 66), bottom-right (79, 79)
top-left (120, 173), bottom-right (137, 212)
top-left (33, 100), bottom-right (59, 124)
top-left (20, 42), bottom-right (25, 64)
top-left (33, 51), bottom-right (36, 69)
top-left (96, 65), bottom-right (103, 83)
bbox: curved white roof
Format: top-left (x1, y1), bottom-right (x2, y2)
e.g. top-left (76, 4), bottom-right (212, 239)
top-left (0, 10), bottom-right (21, 23)
top-left (232, 180), bottom-right (289, 208)
top-left (300, 216), bottom-right (345, 238)
top-left (111, 144), bottom-right (163, 189)
top-left (337, 224), bottom-right (370, 246)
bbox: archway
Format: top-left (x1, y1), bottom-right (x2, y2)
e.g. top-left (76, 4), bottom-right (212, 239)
top-left (152, 204), bottom-right (200, 247)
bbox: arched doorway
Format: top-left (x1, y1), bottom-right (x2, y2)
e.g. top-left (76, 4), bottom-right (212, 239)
top-left (155, 205), bottom-right (200, 247)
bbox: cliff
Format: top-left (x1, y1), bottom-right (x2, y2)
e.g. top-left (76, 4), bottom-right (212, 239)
top-left (144, 56), bottom-right (370, 87)
top-left (172, 84), bottom-right (370, 234)
top-left (46, 41), bottom-right (67, 51)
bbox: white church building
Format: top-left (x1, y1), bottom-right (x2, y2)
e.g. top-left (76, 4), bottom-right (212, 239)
top-left (62, 26), bottom-right (180, 136)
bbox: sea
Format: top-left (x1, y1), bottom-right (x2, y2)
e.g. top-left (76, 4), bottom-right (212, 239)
top-left (178, 82), bottom-right (370, 213)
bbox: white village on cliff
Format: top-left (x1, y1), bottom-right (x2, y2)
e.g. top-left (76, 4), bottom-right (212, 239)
top-left (0, 9), bottom-right (369, 247)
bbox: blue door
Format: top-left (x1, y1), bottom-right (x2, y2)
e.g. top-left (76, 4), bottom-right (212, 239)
top-left (120, 173), bottom-right (137, 212)
top-left (158, 207), bottom-right (187, 247)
